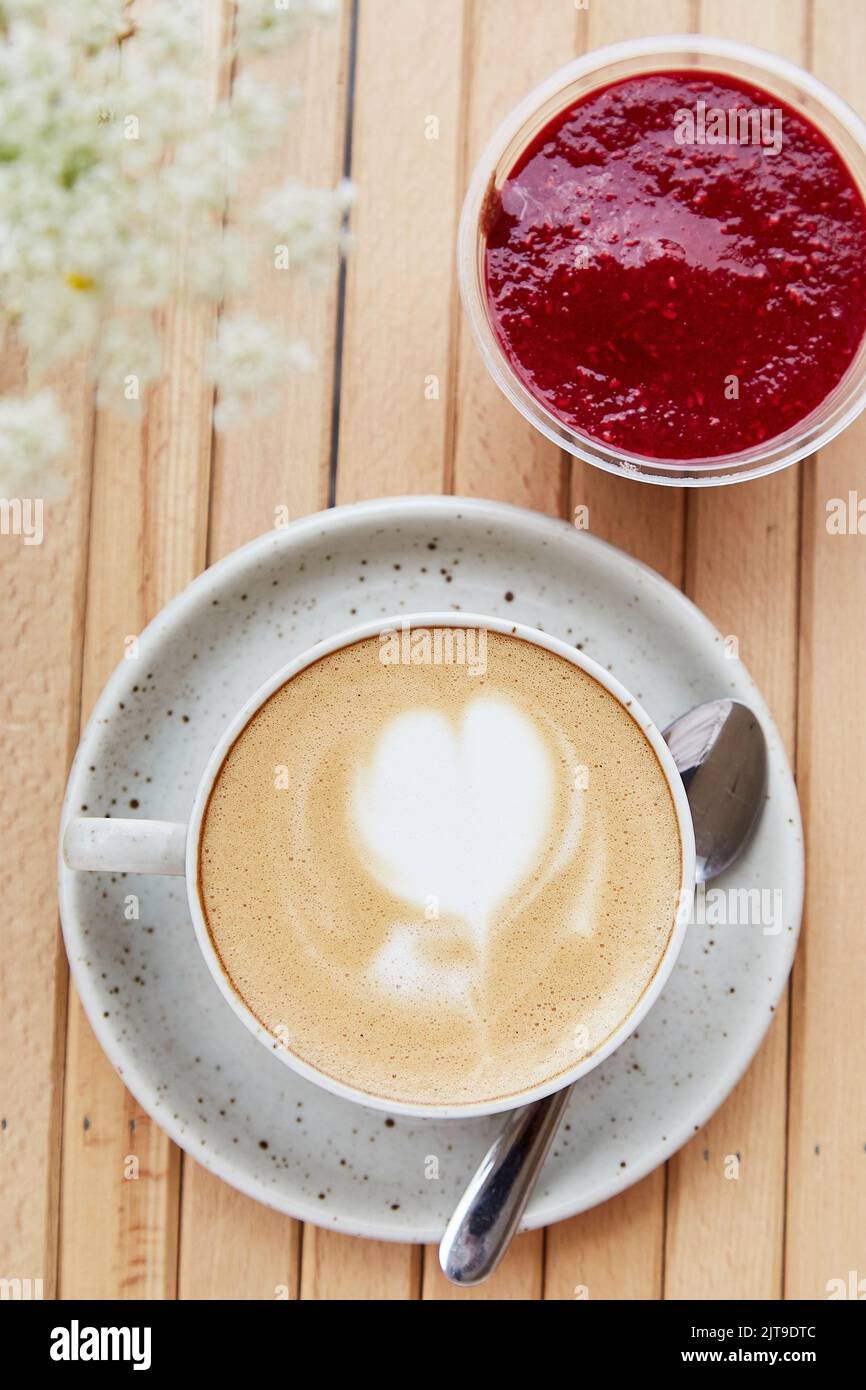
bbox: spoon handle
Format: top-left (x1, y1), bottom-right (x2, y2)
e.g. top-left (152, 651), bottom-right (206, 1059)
top-left (438, 1085), bottom-right (572, 1285)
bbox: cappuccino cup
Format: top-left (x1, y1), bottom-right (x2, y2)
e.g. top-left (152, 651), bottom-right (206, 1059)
top-left (63, 613), bottom-right (696, 1119)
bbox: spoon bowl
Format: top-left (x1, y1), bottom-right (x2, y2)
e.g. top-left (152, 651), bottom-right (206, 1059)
top-left (664, 699), bottom-right (767, 883)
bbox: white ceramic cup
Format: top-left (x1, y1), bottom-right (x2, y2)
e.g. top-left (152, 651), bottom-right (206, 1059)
top-left (62, 611), bottom-right (696, 1119)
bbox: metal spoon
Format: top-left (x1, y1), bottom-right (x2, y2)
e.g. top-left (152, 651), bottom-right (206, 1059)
top-left (439, 697), bottom-right (767, 1287)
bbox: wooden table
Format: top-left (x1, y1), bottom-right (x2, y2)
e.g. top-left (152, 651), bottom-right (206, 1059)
top-left (3, 0), bottom-right (864, 1301)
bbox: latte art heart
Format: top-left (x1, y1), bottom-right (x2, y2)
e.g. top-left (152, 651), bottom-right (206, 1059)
top-left (199, 630), bottom-right (683, 1108)
top-left (355, 698), bottom-right (553, 947)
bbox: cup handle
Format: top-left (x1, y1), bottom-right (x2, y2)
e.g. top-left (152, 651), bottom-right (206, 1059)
top-left (62, 817), bottom-right (187, 876)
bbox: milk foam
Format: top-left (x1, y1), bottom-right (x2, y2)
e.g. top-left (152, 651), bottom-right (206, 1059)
top-left (354, 698), bottom-right (554, 956)
top-left (368, 921), bottom-right (474, 1007)
top-left (198, 631), bottom-right (683, 1108)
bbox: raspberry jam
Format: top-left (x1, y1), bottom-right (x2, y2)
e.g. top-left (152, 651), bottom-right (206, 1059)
top-left (484, 72), bottom-right (866, 461)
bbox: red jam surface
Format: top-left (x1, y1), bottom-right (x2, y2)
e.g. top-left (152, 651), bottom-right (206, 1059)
top-left (484, 72), bottom-right (866, 460)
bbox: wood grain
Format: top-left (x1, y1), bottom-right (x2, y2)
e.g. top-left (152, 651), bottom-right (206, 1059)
top-left (0, 352), bottom-right (92, 1301)
top-left (179, 1169), bottom-right (301, 1301)
top-left (662, 0), bottom-right (806, 1302)
top-left (545, 1176), bottom-right (664, 1301)
top-left (58, 0), bottom-right (233, 1299)
top-left (786, 0), bottom-right (866, 1300)
top-left (208, 17), bottom-right (350, 552)
top-left (335, 0), bottom-right (467, 503)
top-left (179, 3), bottom-right (351, 1301)
top-left (300, 1229), bottom-right (421, 1300)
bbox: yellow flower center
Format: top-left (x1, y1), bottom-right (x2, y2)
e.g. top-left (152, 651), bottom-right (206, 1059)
top-left (65, 272), bottom-right (96, 291)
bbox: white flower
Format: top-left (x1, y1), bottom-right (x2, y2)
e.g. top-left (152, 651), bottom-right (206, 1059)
top-left (0, 389), bottom-right (68, 495)
top-left (94, 314), bottom-right (163, 410)
top-left (217, 72), bottom-right (290, 168)
top-left (0, 0), bottom-right (350, 491)
top-left (17, 280), bottom-right (101, 371)
top-left (233, 0), bottom-right (339, 57)
top-left (133, 1), bottom-right (202, 68)
top-left (207, 314), bottom-right (313, 429)
top-left (257, 178), bottom-right (355, 268)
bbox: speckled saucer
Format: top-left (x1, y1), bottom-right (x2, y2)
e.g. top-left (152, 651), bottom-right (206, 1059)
top-left (58, 496), bottom-right (804, 1241)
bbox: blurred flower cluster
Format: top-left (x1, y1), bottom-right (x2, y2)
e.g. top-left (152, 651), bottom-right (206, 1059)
top-left (0, 0), bottom-right (353, 491)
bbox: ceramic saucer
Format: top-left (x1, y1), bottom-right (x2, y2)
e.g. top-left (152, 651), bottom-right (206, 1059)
top-left (59, 496), bottom-right (803, 1241)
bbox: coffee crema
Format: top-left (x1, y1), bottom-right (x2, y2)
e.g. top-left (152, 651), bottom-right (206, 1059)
top-left (198, 629), bottom-right (683, 1108)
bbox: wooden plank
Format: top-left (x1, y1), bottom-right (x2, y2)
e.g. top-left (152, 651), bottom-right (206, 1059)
top-left (179, 5), bottom-right (350, 1299)
top-left (335, 0), bottom-right (466, 503)
top-left (179, 1168), bottom-right (300, 1300)
top-left (544, 0), bottom-right (692, 1304)
top-left (786, 0), bottom-right (866, 1300)
top-left (208, 14), bottom-right (350, 552)
top-left (300, 1229), bottom-right (421, 1300)
top-left (662, 0), bottom-right (806, 1302)
top-left (303, 0), bottom-right (467, 1299)
top-left (545, 1177), bottom-right (663, 1301)
top-left (450, 0), bottom-right (579, 514)
top-left (0, 351), bottom-right (93, 1301)
top-left (58, 0), bottom-right (233, 1299)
